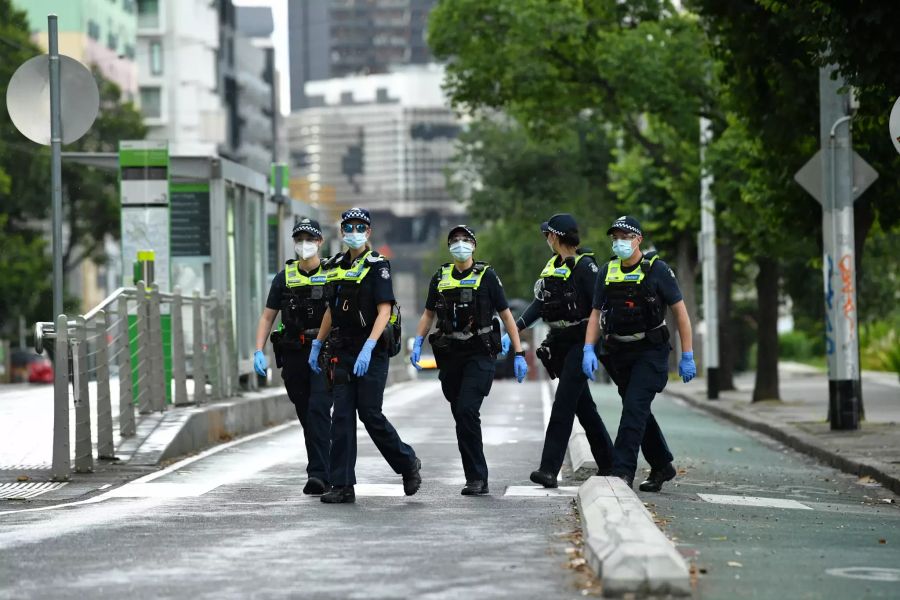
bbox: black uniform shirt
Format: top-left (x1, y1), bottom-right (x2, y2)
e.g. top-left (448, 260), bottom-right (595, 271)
top-left (518, 252), bottom-right (600, 329)
top-left (592, 253), bottom-right (683, 310)
top-left (265, 261), bottom-right (324, 310)
top-left (425, 264), bottom-right (509, 314)
top-left (329, 250), bottom-right (395, 332)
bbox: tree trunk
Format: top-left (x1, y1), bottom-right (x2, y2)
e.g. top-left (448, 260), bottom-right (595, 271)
top-left (716, 242), bottom-right (736, 391)
top-left (753, 256), bottom-right (780, 402)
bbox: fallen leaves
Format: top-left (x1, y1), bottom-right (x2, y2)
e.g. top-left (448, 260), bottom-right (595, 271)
top-left (879, 539), bottom-right (887, 545)
top-left (16, 475), bottom-right (29, 482)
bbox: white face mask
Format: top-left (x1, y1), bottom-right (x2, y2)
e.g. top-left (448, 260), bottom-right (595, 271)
top-left (295, 241), bottom-right (318, 260)
top-left (343, 232), bottom-right (367, 249)
top-left (449, 241), bottom-right (474, 262)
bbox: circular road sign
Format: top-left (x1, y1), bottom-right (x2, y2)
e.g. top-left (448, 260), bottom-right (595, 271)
top-left (5, 54), bottom-right (99, 146)
top-left (890, 96), bottom-right (900, 156)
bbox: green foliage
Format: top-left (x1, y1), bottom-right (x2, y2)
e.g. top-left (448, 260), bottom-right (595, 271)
top-left (778, 330), bottom-right (822, 362)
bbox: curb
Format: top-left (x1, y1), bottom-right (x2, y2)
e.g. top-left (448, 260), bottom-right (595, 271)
top-left (668, 390), bottom-right (900, 496)
top-left (577, 476), bottom-right (691, 597)
top-left (117, 388), bottom-right (295, 465)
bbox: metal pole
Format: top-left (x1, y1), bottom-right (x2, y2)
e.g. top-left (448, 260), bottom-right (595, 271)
top-left (818, 66), bottom-right (862, 430)
top-left (699, 116), bottom-right (719, 399)
top-left (48, 15), bottom-right (64, 321)
top-left (171, 288), bottom-right (189, 405)
top-left (95, 311), bottom-right (115, 458)
top-left (51, 313), bottom-right (70, 481)
top-left (148, 285), bottom-right (166, 411)
top-left (135, 281), bottom-right (152, 414)
top-left (192, 292), bottom-right (207, 405)
top-left (116, 294), bottom-right (136, 436)
top-left (73, 315), bottom-right (93, 473)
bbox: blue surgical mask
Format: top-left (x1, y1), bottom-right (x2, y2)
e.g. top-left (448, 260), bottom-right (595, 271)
top-left (343, 232), bottom-right (367, 249)
top-left (449, 241), bottom-right (474, 262)
top-left (612, 239), bottom-right (634, 260)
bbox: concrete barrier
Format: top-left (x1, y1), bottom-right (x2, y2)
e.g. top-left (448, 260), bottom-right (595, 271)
top-left (576, 476), bottom-right (691, 597)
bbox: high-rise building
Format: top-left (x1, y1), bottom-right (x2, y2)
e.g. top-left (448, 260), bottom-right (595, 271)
top-left (135, 0), bottom-right (225, 156)
top-left (288, 0), bottom-right (438, 111)
top-left (15, 0), bottom-right (139, 97)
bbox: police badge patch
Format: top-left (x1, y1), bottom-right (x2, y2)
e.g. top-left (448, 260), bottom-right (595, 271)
top-left (590, 262), bottom-right (599, 273)
top-left (380, 268), bottom-right (391, 279)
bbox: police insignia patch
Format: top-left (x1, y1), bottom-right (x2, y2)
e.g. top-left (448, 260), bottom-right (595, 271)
top-left (590, 263), bottom-right (599, 273)
top-left (380, 268), bottom-right (391, 279)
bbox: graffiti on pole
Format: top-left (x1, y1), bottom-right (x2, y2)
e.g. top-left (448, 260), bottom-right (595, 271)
top-left (824, 254), bottom-right (835, 355)
top-left (838, 254), bottom-right (856, 339)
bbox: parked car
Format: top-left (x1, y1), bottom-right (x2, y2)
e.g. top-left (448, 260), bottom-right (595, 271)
top-left (10, 350), bottom-right (53, 384)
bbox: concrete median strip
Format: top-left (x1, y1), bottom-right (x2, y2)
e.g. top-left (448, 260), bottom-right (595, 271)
top-left (576, 476), bottom-right (691, 597)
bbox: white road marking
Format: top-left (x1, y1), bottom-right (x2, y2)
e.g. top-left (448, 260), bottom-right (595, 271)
top-left (352, 484), bottom-right (405, 497)
top-left (504, 486), bottom-right (578, 497)
top-left (698, 493), bottom-right (813, 510)
top-left (0, 482), bottom-right (67, 499)
top-left (825, 567), bottom-right (900, 582)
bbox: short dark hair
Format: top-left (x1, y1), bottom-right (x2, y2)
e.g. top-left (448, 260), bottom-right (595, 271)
top-left (558, 231), bottom-right (580, 247)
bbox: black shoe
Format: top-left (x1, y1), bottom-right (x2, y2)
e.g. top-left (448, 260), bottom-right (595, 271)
top-left (303, 477), bottom-right (330, 495)
top-left (461, 480), bottom-right (489, 496)
top-left (321, 485), bottom-right (355, 503)
top-left (639, 463), bottom-right (677, 492)
top-left (612, 473), bottom-right (634, 488)
top-left (530, 469), bottom-right (558, 488)
top-left (403, 457), bottom-right (422, 496)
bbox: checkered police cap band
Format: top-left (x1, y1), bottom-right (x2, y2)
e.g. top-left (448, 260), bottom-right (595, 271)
top-left (547, 225), bottom-right (566, 236)
top-left (292, 222), bottom-right (322, 238)
top-left (341, 208), bottom-right (371, 225)
top-left (610, 221), bottom-right (642, 236)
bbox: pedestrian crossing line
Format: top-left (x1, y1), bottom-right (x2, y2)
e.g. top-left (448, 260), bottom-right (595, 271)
top-left (0, 464), bottom-right (52, 471)
top-left (504, 486), bottom-right (579, 497)
top-left (353, 484), bottom-right (405, 497)
top-left (697, 493), bottom-right (813, 510)
top-left (0, 482), bottom-right (67, 500)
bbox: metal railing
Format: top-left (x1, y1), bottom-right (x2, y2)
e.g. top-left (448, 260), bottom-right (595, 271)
top-left (34, 283), bottom-right (238, 481)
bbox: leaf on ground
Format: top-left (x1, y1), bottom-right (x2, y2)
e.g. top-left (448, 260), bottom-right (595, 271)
top-left (879, 539), bottom-right (887, 544)
top-left (16, 475), bottom-right (29, 482)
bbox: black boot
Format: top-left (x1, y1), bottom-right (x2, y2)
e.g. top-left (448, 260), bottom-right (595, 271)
top-left (321, 485), bottom-right (355, 503)
top-left (613, 473), bottom-right (634, 488)
top-left (638, 463), bottom-right (676, 492)
top-left (303, 477), bottom-right (330, 495)
top-left (461, 480), bottom-right (489, 496)
top-left (530, 469), bottom-right (558, 488)
top-left (403, 458), bottom-right (422, 496)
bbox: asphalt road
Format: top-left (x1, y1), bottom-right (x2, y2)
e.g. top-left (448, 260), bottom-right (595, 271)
top-left (589, 382), bottom-right (900, 599)
top-left (0, 378), bottom-right (589, 600)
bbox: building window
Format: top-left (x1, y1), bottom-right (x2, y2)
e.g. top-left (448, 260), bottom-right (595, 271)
top-left (137, 0), bottom-right (159, 28)
top-left (150, 41), bottom-right (162, 75)
top-left (87, 20), bottom-right (101, 41)
top-left (107, 32), bottom-right (118, 51)
top-left (124, 44), bottom-right (135, 59)
top-left (139, 86), bottom-right (161, 118)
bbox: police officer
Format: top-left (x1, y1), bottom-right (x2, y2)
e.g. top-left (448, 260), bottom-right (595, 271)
top-left (583, 216), bottom-right (696, 492)
top-left (410, 225), bottom-right (528, 496)
top-left (504, 214), bottom-right (615, 488)
top-left (309, 208), bottom-right (420, 504)
top-left (253, 218), bottom-right (332, 495)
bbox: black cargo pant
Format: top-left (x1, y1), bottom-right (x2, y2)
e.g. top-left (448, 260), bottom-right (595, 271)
top-left (438, 352), bottom-right (495, 483)
top-left (540, 341), bottom-right (614, 475)
top-left (328, 346), bottom-right (417, 486)
top-left (281, 349), bottom-right (332, 482)
top-left (600, 342), bottom-right (674, 480)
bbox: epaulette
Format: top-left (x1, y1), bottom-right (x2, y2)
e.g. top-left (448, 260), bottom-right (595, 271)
top-left (473, 261), bottom-right (489, 273)
top-left (365, 252), bottom-right (385, 263)
top-left (284, 258), bottom-right (296, 266)
top-left (321, 253), bottom-right (342, 269)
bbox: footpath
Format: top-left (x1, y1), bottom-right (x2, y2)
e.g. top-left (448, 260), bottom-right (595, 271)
top-left (668, 363), bottom-right (900, 495)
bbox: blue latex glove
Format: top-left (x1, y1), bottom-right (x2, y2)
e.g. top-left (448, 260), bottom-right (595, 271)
top-left (582, 344), bottom-right (598, 381)
top-left (354, 339), bottom-right (377, 377)
top-left (500, 333), bottom-right (511, 357)
top-left (253, 350), bottom-right (268, 377)
top-left (410, 336), bottom-right (424, 370)
top-left (308, 339), bottom-right (323, 374)
top-left (514, 354), bottom-right (528, 383)
top-left (679, 351), bottom-right (697, 383)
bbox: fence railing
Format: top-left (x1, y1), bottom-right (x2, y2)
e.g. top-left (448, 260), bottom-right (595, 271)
top-left (34, 283), bottom-right (238, 481)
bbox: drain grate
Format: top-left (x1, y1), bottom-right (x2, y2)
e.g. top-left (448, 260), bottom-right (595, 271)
top-left (0, 482), bottom-right (68, 499)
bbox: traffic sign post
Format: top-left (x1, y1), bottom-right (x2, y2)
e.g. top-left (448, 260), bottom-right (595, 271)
top-left (794, 66), bottom-right (878, 430)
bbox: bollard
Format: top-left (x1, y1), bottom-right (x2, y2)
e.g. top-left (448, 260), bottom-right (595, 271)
top-left (95, 311), bottom-right (115, 458)
top-left (192, 291), bottom-right (207, 405)
top-left (147, 286), bottom-right (166, 412)
top-left (171, 287), bottom-right (189, 406)
top-left (51, 314), bottom-right (70, 481)
top-left (135, 281), bottom-right (152, 414)
top-left (116, 294), bottom-right (135, 437)
top-left (73, 315), bottom-right (93, 473)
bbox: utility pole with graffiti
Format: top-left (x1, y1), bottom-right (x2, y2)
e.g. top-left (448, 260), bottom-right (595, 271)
top-left (795, 66), bottom-right (879, 430)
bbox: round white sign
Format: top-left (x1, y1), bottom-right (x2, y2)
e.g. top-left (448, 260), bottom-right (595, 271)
top-left (890, 96), bottom-right (900, 155)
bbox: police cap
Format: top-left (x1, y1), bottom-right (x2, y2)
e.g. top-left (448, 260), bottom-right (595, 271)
top-left (606, 215), bottom-right (643, 237)
top-left (292, 218), bottom-right (323, 239)
top-left (540, 213), bottom-right (578, 236)
top-left (447, 225), bottom-right (476, 243)
top-left (340, 207), bottom-right (371, 225)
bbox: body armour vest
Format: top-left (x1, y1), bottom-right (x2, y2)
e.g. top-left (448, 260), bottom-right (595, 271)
top-left (325, 250), bottom-right (383, 331)
top-left (434, 262), bottom-right (495, 337)
top-left (281, 261), bottom-right (328, 336)
top-left (601, 253), bottom-right (665, 336)
top-left (538, 250), bottom-right (594, 325)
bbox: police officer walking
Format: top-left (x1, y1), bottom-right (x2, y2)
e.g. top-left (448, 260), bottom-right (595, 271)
top-left (309, 208), bottom-right (420, 504)
top-left (503, 214), bottom-right (615, 488)
top-left (583, 216), bottom-right (696, 492)
top-left (253, 218), bottom-right (332, 495)
top-left (410, 225), bottom-right (528, 496)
